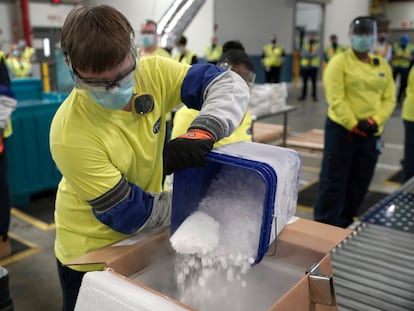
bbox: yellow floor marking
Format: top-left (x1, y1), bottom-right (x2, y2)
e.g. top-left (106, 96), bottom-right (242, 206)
top-left (11, 208), bottom-right (55, 231)
top-left (0, 232), bottom-right (41, 266)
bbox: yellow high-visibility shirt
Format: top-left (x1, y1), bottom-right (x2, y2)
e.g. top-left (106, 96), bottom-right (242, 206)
top-left (51, 56), bottom-right (190, 271)
top-left (263, 44), bottom-right (284, 67)
top-left (402, 66), bottom-right (414, 122)
top-left (172, 105), bottom-right (252, 147)
top-left (324, 49), bottom-right (396, 133)
top-left (205, 45), bottom-right (222, 62)
top-left (300, 43), bottom-right (321, 67)
top-left (6, 57), bottom-right (32, 78)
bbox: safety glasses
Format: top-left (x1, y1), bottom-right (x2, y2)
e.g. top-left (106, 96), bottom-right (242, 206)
top-left (71, 47), bottom-right (138, 92)
top-left (73, 59), bottom-right (136, 92)
top-left (218, 62), bottom-right (256, 86)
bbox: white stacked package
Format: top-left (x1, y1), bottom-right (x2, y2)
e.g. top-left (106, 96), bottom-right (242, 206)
top-left (249, 82), bottom-right (288, 118)
top-left (75, 271), bottom-right (189, 311)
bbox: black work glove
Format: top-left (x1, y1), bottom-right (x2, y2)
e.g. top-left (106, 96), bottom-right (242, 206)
top-left (164, 129), bottom-right (215, 176)
top-left (357, 118), bottom-right (378, 136)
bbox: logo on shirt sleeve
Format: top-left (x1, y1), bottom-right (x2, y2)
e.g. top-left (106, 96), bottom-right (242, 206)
top-left (153, 117), bottom-right (161, 134)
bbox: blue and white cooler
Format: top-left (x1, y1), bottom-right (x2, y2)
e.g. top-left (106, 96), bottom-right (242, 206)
top-left (171, 141), bottom-right (301, 264)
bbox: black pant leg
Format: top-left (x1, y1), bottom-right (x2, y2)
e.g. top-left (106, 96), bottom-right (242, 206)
top-left (0, 149), bottom-right (10, 240)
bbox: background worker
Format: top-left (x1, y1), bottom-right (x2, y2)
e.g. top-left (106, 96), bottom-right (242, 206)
top-left (261, 34), bottom-right (285, 83)
top-left (314, 16), bottom-right (396, 228)
top-left (391, 34), bottom-right (414, 105)
top-left (17, 38), bottom-right (36, 63)
top-left (6, 44), bottom-right (32, 78)
top-left (0, 50), bottom-right (17, 259)
top-left (374, 32), bottom-right (392, 62)
top-left (204, 36), bottom-right (222, 64)
top-left (298, 33), bottom-right (320, 102)
top-left (174, 35), bottom-right (198, 65)
top-left (401, 66), bottom-right (414, 182)
top-left (51, 4), bottom-right (249, 310)
top-left (323, 34), bottom-right (347, 63)
top-left (171, 48), bottom-right (255, 147)
top-left (138, 19), bottom-right (170, 58)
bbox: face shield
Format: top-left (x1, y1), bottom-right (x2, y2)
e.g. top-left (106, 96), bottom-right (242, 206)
top-left (349, 17), bottom-right (377, 53)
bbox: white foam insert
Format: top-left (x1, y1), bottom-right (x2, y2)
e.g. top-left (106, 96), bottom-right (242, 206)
top-left (75, 271), bottom-right (189, 311)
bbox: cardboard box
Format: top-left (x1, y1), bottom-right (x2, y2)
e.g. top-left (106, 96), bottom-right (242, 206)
top-left (68, 218), bottom-right (352, 311)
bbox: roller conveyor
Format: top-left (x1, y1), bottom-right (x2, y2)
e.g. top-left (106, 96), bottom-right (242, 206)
top-left (331, 179), bottom-right (414, 311)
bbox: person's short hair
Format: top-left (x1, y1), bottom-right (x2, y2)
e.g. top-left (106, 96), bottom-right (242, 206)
top-left (222, 40), bottom-right (245, 54)
top-left (176, 35), bottom-right (187, 46)
top-left (61, 4), bottom-right (134, 73)
top-left (218, 49), bottom-right (253, 71)
top-left (143, 19), bottom-right (157, 27)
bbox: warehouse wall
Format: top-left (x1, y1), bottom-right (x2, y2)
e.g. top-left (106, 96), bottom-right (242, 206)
top-left (386, 1), bottom-right (414, 30)
top-left (215, 0), bottom-right (295, 55)
top-left (0, 3), bottom-right (15, 51)
top-left (324, 0), bottom-right (370, 49)
top-left (95, 0), bottom-right (214, 56)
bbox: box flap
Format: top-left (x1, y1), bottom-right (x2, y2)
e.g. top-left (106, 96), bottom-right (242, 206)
top-left (66, 229), bottom-right (172, 276)
top-left (275, 218), bottom-right (351, 254)
top-left (269, 254), bottom-right (338, 311)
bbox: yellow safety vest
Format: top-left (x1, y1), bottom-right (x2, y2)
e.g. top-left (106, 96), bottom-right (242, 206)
top-left (324, 45), bottom-right (347, 62)
top-left (205, 45), bottom-right (222, 62)
top-left (22, 47), bottom-right (35, 61)
top-left (174, 51), bottom-right (197, 65)
top-left (6, 56), bottom-right (32, 78)
top-left (301, 43), bottom-right (320, 67)
top-left (263, 44), bottom-right (284, 67)
top-left (392, 44), bottom-right (413, 68)
top-left (0, 51), bottom-right (13, 138)
top-left (375, 43), bottom-right (391, 59)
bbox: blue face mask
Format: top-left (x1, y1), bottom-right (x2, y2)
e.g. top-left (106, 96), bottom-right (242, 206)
top-left (12, 50), bottom-right (20, 57)
top-left (140, 35), bottom-right (155, 48)
top-left (18, 40), bottom-right (25, 49)
top-left (89, 79), bottom-right (134, 110)
top-left (351, 35), bottom-right (373, 53)
top-left (176, 47), bottom-right (184, 54)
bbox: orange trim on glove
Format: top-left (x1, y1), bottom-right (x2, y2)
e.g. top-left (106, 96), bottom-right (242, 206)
top-left (0, 136), bottom-right (4, 154)
top-left (367, 118), bottom-right (377, 126)
top-left (179, 129), bottom-right (216, 141)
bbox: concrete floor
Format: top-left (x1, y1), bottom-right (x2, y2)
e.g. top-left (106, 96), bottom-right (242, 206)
top-left (1, 82), bottom-right (404, 311)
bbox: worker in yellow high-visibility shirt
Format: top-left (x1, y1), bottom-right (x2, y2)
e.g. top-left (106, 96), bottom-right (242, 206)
top-left (298, 33), bottom-right (321, 102)
top-left (374, 32), bottom-right (392, 62)
top-left (324, 34), bottom-right (347, 63)
top-left (138, 19), bottom-right (171, 58)
top-left (262, 34), bottom-right (285, 83)
top-left (391, 34), bottom-right (414, 105)
top-left (173, 35), bottom-right (198, 65)
top-left (6, 44), bottom-right (32, 78)
top-left (205, 36), bottom-right (222, 65)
